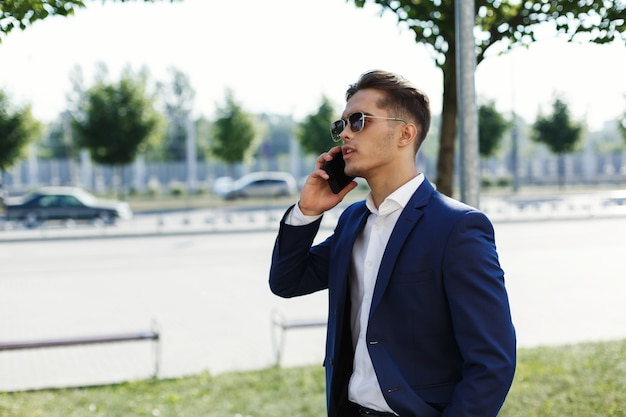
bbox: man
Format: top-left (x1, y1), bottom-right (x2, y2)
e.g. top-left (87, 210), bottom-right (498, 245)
top-left (269, 70), bottom-right (516, 417)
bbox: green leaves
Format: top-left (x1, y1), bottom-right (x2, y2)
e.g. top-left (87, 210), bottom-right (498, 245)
top-left (0, 89), bottom-right (42, 172)
top-left (0, 0), bottom-right (177, 43)
top-left (73, 68), bottom-right (162, 166)
top-left (478, 100), bottom-right (511, 158)
top-left (349, 0), bottom-right (625, 65)
top-left (211, 89), bottom-right (257, 167)
top-left (296, 95), bottom-right (337, 156)
top-left (532, 97), bottom-right (583, 155)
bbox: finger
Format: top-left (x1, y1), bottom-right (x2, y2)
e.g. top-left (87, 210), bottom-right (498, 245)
top-left (311, 167), bottom-right (330, 180)
top-left (336, 180), bottom-right (358, 197)
top-left (328, 145), bottom-right (342, 156)
top-left (316, 152), bottom-right (331, 166)
top-left (316, 148), bottom-right (339, 169)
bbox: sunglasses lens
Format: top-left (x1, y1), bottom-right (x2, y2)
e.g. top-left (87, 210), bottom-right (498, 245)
top-left (330, 120), bottom-right (345, 141)
top-left (348, 112), bottom-right (365, 132)
top-left (330, 112), bottom-right (366, 141)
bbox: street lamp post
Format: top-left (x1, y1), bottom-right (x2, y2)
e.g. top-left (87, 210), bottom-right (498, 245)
top-left (455, 0), bottom-right (480, 208)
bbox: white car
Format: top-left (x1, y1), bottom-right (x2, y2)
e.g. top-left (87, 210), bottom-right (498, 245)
top-left (211, 176), bottom-right (235, 197)
top-left (223, 172), bottom-right (298, 200)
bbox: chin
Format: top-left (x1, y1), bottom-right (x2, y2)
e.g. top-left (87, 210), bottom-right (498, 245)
top-left (344, 168), bottom-right (357, 178)
top-left (343, 163), bottom-right (356, 178)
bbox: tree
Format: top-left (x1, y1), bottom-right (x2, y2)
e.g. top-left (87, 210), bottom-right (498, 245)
top-left (72, 65), bottom-right (163, 191)
top-left (0, 89), bottom-right (42, 197)
top-left (350, 0), bottom-right (625, 196)
top-left (38, 112), bottom-right (75, 159)
top-left (532, 97), bottom-right (583, 188)
top-left (156, 67), bottom-right (196, 161)
top-left (194, 115), bottom-right (214, 161)
top-left (211, 89), bottom-right (257, 174)
top-left (296, 96), bottom-right (337, 156)
top-left (0, 0), bottom-right (176, 43)
top-left (478, 101), bottom-right (510, 159)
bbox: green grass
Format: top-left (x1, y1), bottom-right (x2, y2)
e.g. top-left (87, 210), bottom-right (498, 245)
top-left (1, 339), bottom-right (625, 417)
top-left (0, 367), bottom-right (326, 417)
top-left (499, 339), bottom-right (626, 417)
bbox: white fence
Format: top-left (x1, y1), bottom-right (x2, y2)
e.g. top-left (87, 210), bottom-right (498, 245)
top-left (2, 150), bottom-right (626, 196)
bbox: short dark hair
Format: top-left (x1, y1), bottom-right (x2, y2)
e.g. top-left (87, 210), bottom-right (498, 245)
top-left (346, 70), bottom-right (431, 150)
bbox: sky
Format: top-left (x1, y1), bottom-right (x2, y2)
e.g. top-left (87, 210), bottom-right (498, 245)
top-left (0, 0), bottom-right (624, 131)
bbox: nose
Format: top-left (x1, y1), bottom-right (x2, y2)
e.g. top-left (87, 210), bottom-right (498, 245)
top-left (340, 123), bottom-right (353, 142)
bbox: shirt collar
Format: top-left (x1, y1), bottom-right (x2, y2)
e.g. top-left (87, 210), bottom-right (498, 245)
top-left (365, 173), bottom-right (425, 216)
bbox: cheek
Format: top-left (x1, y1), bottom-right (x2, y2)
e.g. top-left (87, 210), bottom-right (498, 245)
top-left (345, 130), bottom-right (397, 175)
top-left (371, 132), bottom-right (396, 159)
top-left (347, 144), bottom-right (391, 175)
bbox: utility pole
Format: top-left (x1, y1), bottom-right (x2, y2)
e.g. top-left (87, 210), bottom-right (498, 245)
top-left (510, 48), bottom-right (520, 193)
top-left (186, 116), bottom-right (197, 193)
top-left (511, 112), bottom-right (520, 193)
top-left (455, 0), bottom-right (480, 208)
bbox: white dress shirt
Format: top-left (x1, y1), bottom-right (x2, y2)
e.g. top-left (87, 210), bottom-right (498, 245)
top-left (287, 174), bottom-right (424, 413)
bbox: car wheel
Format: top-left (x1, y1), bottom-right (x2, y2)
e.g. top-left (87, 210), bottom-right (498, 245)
top-left (24, 212), bottom-right (41, 228)
top-left (96, 211), bottom-right (114, 225)
top-left (63, 218), bottom-right (77, 228)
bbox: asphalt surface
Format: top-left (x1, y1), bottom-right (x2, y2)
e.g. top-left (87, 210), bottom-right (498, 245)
top-left (1, 193), bottom-right (625, 392)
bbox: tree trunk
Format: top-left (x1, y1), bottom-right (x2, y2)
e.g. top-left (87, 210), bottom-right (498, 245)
top-left (114, 165), bottom-right (124, 200)
top-left (558, 153), bottom-right (565, 189)
top-left (436, 51), bottom-right (458, 197)
top-left (0, 169), bottom-right (5, 204)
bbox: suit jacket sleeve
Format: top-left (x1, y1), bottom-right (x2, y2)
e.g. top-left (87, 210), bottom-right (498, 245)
top-left (269, 205), bottom-right (332, 298)
top-left (441, 210), bottom-right (516, 416)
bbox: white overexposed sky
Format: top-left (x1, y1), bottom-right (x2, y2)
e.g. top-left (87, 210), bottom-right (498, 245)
top-left (0, 0), bottom-right (624, 131)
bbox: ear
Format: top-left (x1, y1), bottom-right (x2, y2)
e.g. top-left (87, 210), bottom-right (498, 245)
top-left (397, 123), bottom-right (418, 149)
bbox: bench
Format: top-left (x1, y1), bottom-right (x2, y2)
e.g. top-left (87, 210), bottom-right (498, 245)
top-left (0, 320), bottom-right (161, 379)
top-left (270, 310), bottom-right (326, 366)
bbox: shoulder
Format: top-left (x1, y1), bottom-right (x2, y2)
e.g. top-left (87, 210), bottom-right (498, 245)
top-left (342, 199), bottom-right (367, 214)
top-left (431, 191), bottom-right (475, 214)
top-left (416, 184), bottom-right (494, 231)
top-left (336, 200), bottom-right (368, 223)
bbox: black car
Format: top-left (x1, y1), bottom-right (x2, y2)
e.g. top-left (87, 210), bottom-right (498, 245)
top-left (2, 186), bottom-right (133, 227)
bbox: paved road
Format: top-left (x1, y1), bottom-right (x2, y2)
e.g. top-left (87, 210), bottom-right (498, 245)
top-left (1, 198), bottom-right (625, 392)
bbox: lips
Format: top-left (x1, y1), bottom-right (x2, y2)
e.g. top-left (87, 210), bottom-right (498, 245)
top-left (342, 147), bottom-right (355, 159)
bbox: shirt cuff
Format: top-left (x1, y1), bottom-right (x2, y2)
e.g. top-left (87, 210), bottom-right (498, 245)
top-left (286, 203), bottom-right (323, 226)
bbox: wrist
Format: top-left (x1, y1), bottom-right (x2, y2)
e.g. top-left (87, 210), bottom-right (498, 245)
top-left (297, 202), bottom-right (322, 217)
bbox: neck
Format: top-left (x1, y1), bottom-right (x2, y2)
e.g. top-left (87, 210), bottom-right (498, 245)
top-left (367, 168), bottom-right (419, 208)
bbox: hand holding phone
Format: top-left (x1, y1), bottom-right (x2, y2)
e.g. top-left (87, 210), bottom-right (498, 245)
top-left (322, 153), bottom-right (355, 194)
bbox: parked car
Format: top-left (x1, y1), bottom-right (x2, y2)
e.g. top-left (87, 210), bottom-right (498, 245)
top-left (223, 172), bottom-right (298, 200)
top-left (211, 176), bottom-right (235, 198)
top-left (2, 186), bottom-right (133, 227)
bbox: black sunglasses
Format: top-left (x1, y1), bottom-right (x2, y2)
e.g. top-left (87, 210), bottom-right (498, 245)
top-left (330, 111), bottom-right (408, 142)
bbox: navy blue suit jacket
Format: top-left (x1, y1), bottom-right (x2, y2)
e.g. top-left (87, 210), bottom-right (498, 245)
top-left (269, 179), bottom-right (516, 417)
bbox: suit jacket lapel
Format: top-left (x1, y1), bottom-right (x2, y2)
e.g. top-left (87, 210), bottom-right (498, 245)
top-left (331, 201), bottom-right (371, 334)
top-left (334, 202), bottom-right (371, 285)
top-left (328, 201), bottom-right (371, 399)
top-left (370, 180), bottom-right (434, 315)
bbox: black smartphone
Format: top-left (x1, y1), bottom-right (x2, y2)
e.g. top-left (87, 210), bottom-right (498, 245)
top-left (322, 153), bottom-right (355, 194)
